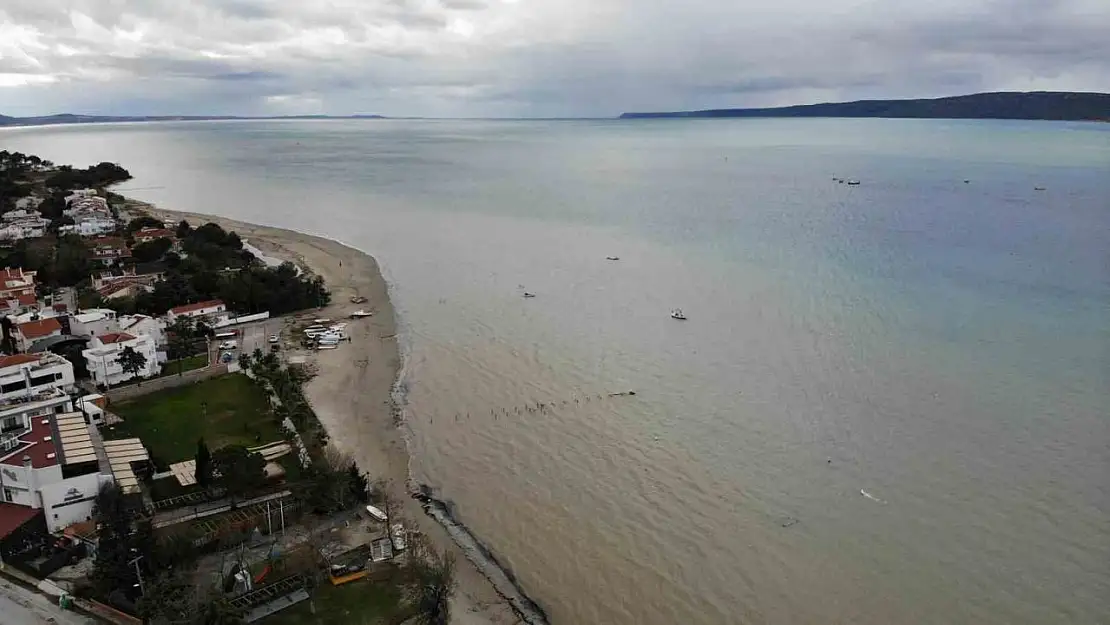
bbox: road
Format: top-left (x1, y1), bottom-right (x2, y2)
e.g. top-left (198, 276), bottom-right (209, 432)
top-left (213, 319), bottom-right (285, 364)
top-left (0, 577), bottom-right (95, 625)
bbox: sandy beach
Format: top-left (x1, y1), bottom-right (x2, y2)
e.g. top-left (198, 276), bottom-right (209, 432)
top-left (133, 202), bottom-right (523, 625)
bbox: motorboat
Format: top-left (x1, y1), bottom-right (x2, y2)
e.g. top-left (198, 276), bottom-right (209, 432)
top-left (846, 179), bottom-right (861, 186)
top-left (671, 308), bottom-right (687, 320)
top-left (606, 256), bottom-right (620, 261)
top-left (391, 523), bottom-right (407, 551)
top-left (349, 296), bottom-right (368, 304)
top-left (523, 292), bottom-right (536, 298)
top-left (350, 310), bottom-right (373, 318)
top-left (317, 344), bottom-right (338, 351)
top-left (365, 505), bottom-right (388, 522)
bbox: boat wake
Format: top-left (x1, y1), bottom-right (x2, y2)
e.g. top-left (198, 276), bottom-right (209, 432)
top-left (860, 489), bottom-right (886, 504)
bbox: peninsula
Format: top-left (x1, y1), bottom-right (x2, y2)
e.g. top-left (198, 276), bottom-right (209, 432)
top-left (619, 91), bottom-right (1110, 121)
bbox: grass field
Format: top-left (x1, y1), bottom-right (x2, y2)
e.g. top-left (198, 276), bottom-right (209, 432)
top-left (258, 577), bottom-right (406, 625)
top-left (106, 374), bottom-right (281, 464)
top-left (158, 353), bottom-right (210, 377)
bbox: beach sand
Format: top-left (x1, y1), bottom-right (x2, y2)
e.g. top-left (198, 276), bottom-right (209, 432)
top-left (134, 203), bottom-right (523, 625)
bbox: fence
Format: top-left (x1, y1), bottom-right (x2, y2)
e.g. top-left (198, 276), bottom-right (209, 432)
top-left (105, 363), bottom-right (229, 402)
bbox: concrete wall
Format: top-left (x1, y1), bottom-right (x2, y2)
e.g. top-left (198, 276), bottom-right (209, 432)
top-left (104, 363), bottom-right (228, 402)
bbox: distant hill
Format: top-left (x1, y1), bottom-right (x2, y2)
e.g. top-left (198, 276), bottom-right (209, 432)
top-left (0, 113), bottom-right (387, 127)
top-left (620, 92), bottom-right (1110, 121)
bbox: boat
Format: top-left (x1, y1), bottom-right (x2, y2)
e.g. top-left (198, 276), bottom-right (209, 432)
top-left (365, 505), bottom-right (388, 522)
top-left (390, 523), bottom-right (407, 551)
top-left (846, 179), bottom-right (861, 186)
top-left (523, 292), bottom-right (536, 298)
top-left (349, 296), bottom-right (368, 304)
top-left (317, 344), bottom-right (338, 351)
top-left (1034, 186), bottom-right (1046, 191)
top-left (606, 256), bottom-right (620, 261)
top-left (670, 308), bottom-right (687, 320)
top-left (350, 309), bottom-right (373, 318)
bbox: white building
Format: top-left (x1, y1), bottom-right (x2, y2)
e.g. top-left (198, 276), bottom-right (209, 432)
top-left (68, 308), bottom-right (120, 339)
top-left (13, 317), bottom-right (63, 352)
top-left (166, 300), bottom-right (227, 325)
top-left (83, 332), bottom-right (161, 387)
top-left (60, 216), bottom-right (117, 238)
top-left (119, 314), bottom-right (167, 350)
top-left (1, 408), bottom-right (114, 533)
top-left (0, 353), bottom-right (75, 403)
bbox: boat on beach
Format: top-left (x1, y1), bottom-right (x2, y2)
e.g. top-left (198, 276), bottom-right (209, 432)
top-left (350, 309), bottom-right (373, 318)
top-left (671, 308), bottom-right (687, 320)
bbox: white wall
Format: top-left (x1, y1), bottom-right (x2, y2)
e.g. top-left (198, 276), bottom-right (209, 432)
top-left (40, 472), bottom-right (110, 532)
top-left (0, 463), bottom-right (64, 509)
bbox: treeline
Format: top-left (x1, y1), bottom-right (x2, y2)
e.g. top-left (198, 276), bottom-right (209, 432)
top-left (1, 236), bottom-right (93, 288)
top-left (122, 220), bottom-right (330, 316)
top-left (0, 150), bottom-right (130, 212)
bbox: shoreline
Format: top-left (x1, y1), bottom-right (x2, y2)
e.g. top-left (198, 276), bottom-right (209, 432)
top-left (126, 200), bottom-right (533, 625)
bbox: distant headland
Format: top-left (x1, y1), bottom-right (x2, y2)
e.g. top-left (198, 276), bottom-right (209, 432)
top-left (619, 91), bottom-right (1110, 122)
top-left (0, 113), bottom-right (386, 127)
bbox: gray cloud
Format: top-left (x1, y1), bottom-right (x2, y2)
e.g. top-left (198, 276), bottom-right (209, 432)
top-left (0, 0), bottom-right (1106, 117)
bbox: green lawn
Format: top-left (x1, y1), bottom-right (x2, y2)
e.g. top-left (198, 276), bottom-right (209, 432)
top-left (159, 354), bottom-right (209, 377)
top-left (259, 577), bottom-right (407, 625)
top-left (106, 374), bottom-right (280, 464)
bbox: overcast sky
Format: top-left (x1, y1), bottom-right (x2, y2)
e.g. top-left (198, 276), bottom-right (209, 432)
top-left (1, 0), bottom-right (1107, 117)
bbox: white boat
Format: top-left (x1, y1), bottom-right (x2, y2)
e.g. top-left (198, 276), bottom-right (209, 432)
top-left (350, 310), bottom-right (373, 318)
top-left (523, 292), bottom-right (536, 298)
top-left (670, 308), bottom-right (687, 320)
top-left (313, 318), bottom-right (330, 324)
top-left (365, 505), bottom-right (388, 522)
top-left (317, 344), bottom-right (338, 351)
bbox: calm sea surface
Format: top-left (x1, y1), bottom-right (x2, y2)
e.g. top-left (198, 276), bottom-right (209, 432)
top-left (4, 119), bottom-right (1108, 624)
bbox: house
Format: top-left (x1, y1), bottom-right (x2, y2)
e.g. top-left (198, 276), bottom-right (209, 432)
top-left (133, 227), bottom-right (176, 245)
top-left (0, 210), bottom-right (50, 242)
top-left (1, 407), bottom-right (114, 532)
top-left (82, 332), bottom-right (161, 386)
top-left (0, 353), bottom-right (75, 403)
top-left (68, 309), bottom-right (120, 339)
top-left (0, 267), bottom-right (36, 301)
top-left (119, 314), bottom-right (167, 349)
top-left (1, 293), bottom-right (39, 319)
top-left (166, 300), bottom-right (227, 325)
top-left (60, 215), bottom-right (117, 237)
top-left (88, 238), bottom-right (130, 266)
top-left (13, 317), bottom-right (63, 352)
top-left (91, 267), bottom-right (163, 301)
top-left (9, 304), bottom-right (62, 326)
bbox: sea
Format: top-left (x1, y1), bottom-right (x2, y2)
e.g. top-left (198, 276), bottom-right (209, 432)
top-left (4, 118), bottom-right (1108, 624)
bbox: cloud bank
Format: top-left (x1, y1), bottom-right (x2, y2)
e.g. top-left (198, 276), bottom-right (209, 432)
top-left (0, 0), bottom-right (1107, 117)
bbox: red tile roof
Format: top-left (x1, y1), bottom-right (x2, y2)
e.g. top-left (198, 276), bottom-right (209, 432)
top-left (135, 228), bottom-right (175, 241)
top-left (16, 293), bottom-right (36, 307)
top-left (98, 332), bottom-right (136, 344)
top-left (170, 300), bottom-right (224, 315)
top-left (53, 303), bottom-right (68, 312)
top-left (17, 317), bottom-right (62, 339)
top-left (0, 267), bottom-right (34, 283)
top-left (0, 353), bottom-right (42, 369)
top-left (0, 504), bottom-right (41, 539)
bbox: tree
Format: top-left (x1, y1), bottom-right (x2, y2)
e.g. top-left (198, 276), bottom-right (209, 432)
top-left (211, 446), bottom-right (266, 501)
top-left (118, 345), bottom-right (148, 382)
top-left (130, 237), bottom-right (172, 263)
top-left (406, 542), bottom-right (456, 625)
top-left (91, 483), bottom-right (145, 600)
top-left (195, 438), bottom-right (213, 488)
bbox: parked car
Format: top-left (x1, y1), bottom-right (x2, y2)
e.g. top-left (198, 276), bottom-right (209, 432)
top-left (268, 334), bottom-right (279, 343)
top-left (218, 340), bottom-right (237, 350)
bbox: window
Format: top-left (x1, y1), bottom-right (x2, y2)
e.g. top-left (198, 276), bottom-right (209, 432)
top-left (1, 416), bottom-right (22, 433)
top-left (3, 488), bottom-right (13, 502)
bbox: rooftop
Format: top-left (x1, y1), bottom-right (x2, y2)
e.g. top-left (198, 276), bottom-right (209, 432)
top-left (97, 332), bottom-right (136, 345)
top-left (0, 353), bottom-right (42, 369)
top-left (17, 317), bottom-right (62, 339)
top-left (170, 299), bottom-right (225, 315)
top-left (0, 412), bottom-right (60, 469)
top-left (0, 503), bottom-right (40, 539)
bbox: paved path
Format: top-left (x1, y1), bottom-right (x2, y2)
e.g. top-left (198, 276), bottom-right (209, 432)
top-left (0, 577), bottom-right (95, 625)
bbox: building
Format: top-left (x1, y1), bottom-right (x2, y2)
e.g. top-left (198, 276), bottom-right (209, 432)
top-left (13, 317), bottom-right (63, 352)
top-left (0, 268), bottom-right (37, 301)
top-left (0, 353), bottom-right (75, 403)
top-left (91, 267), bottom-right (163, 301)
top-left (60, 215), bottom-right (117, 237)
top-left (0, 409), bottom-right (114, 532)
top-left (119, 314), bottom-right (167, 350)
top-left (68, 309), bottom-right (120, 339)
top-left (83, 332), bottom-right (161, 387)
top-left (88, 238), bottom-right (130, 266)
top-left (1, 293), bottom-right (38, 319)
top-left (0, 210), bottom-right (50, 242)
top-left (166, 300), bottom-right (227, 324)
top-left (133, 227), bottom-right (176, 245)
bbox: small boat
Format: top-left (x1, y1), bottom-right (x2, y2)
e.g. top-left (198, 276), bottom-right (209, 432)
top-left (523, 292), bottom-right (536, 298)
top-left (349, 296), bottom-right (368, 304)
top-left (391, 523), bottom-right (407, 551)
top-left (1034, 186), bottom-right (1046, 191)
top-left (365, 505), bottom-right (388, 522)
top-left (670, 308), bottom-right (687, 320)
top-left (350, 309), bottom-right (373, 318)
top-left (317, 344), bottom-right (338, 351)
top-left (846, 179), bottom-right (861, 186)
top-left (606, 256), bottom-right (620, 261)
top-left (313, 318), bottom-right (330, 324)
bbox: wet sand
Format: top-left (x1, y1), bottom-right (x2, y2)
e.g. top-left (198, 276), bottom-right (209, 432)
top-left (133, 202), bottom-right (523, 625)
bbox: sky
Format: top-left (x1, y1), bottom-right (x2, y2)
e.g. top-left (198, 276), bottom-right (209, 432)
top-left (0, 0), bottom-right (1107, 118)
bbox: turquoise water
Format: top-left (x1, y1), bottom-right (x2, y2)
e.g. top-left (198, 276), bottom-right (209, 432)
top-left (4, 118), bottom-right (1108, 624)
